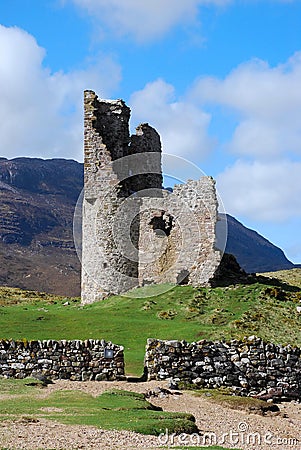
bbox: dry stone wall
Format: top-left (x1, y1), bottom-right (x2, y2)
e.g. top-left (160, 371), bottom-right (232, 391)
top-left (0, 339), bottom-right (124, 381)
top-left (145, 337), bottom-right (301, 397)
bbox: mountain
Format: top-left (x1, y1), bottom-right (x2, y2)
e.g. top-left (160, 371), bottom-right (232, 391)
top-left (0, 157), bottom-right (83, 297)
top-left (218, 214), bottom-right (294, 273)
top-left (0, 157), bottom-right (296, 296)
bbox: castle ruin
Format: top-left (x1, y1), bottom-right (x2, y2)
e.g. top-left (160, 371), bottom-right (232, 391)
top-left (81, 90), bottom-right (221, 304)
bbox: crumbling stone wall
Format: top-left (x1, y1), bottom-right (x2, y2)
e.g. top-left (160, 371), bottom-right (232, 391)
top-left (81, 90), bottom-right (221, 303)
top-left (0, 339), bottom-right (124, 381)
top-left (144, 337), bottom-right (301, 397)
top-left (83, 92), bottom-right (137, 302)
top-left (138, 179), bottom-right (220, 286)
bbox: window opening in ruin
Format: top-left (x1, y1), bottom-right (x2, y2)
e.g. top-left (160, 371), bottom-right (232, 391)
top-left (149, 212), bottom-right (173, 237)
top-left (177, 269), bottom-right (190, 285)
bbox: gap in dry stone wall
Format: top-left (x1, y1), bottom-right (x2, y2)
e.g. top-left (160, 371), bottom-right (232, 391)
top-left (0, 339), bottom-right (125, 381)
top-left (144, 337), bottom-right (301, 399)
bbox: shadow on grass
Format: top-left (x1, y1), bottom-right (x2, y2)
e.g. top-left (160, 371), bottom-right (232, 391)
top-left (212, 253), bottom-right (300, 292)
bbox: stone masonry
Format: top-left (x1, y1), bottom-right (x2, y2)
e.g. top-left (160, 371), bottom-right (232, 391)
top-left (145, 337), bottom-right (301, 398)
top-left (81, 90), bottom-right (221, 303)
top-left (0, 339), bottom-right (124, 381)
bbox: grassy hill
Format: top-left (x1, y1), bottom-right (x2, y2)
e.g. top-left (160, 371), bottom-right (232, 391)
top-left (259, 268), bottom-right (301, 288)
top-left (1, 272), bottom-right (301, 376)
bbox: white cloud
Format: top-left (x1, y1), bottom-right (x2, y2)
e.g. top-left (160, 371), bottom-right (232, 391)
top-left (129, 79), bottom-right (214, 161)
top-left (217, 159), bottom-right (301, 222)
top-left (0, 25), bottom-right (121, 160)
top-left (67, 0), bottom-right (230, 42)
top-left (189, 51), bottom-right (301, 228)
top-left (192, 53), bottom-right (301, 159)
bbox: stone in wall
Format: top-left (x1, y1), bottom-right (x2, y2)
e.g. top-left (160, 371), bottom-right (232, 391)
top-left (144, 337), bottom-right (301, 398)
top-left (0, 339), bottom-right (124, 381)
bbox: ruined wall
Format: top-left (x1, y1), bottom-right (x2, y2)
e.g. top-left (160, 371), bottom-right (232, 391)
top-left (82, 90), bottom-right (221, 304)
top-left (145, 337), bottom-right (301, 397)
top-left (0, 339), bottom-right (124, 381)
top-left (138, 178), bottom-right (220, 286)
top-left (82, 91), bottom-right (140, 303)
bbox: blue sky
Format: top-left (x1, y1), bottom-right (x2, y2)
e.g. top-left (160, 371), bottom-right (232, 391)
top-left (0, 0), bottom-right (301, 263)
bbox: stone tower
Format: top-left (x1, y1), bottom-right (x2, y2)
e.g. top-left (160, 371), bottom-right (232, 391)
top-left (81, 90), bottom-right (221, 304)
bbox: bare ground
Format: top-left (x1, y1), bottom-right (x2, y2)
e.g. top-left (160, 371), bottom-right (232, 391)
top-left (1, 380), bottom-right (301, 449)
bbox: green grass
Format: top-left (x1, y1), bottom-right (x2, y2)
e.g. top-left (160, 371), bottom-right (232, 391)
top-left (1, 280), bottom-right (301, 375)
top-left (0, 380), bottom-right (237, 449)
top-left (0, 379), bottom-right (237, 449)
top-left (0, 378), bottom-right (197, 435)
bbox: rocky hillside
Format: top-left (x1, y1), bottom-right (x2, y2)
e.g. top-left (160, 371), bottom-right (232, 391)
top-left (219, 214), bottom-right (295, 273)
top-left (0, 158), bottom-right (82, 296)
top-left (0, 157), bottom-right (296, 296)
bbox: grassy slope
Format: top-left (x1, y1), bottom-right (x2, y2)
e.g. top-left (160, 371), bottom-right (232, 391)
top-left (0, 274), bottom-right (301, 375)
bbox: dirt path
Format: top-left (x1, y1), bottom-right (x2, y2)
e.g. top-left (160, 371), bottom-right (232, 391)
top-left (1, 380), bottom-right (301, 449)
